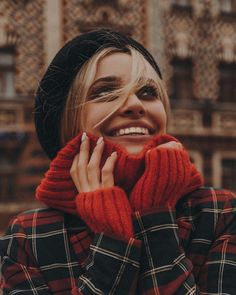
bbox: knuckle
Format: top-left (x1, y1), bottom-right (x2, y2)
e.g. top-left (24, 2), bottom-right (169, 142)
top-left (101, 166), bottom-right (112, 175)
top-left (77, 162), bottom-right (83, 170)
top-left (87, 162), bottom-right (96, 171)
top-left (69, 169), bottom-right (74, 175)
top-left (79, 144), bottom-right (85, 151)
top-left (102, 174), bottom-right (111, 183)
top-left (92, 147), bottom-right (102, 156)
top-left (80, 144), bottom-right (88, 153)
top-left (94, 144), bottom-right (101, 150)
top-left (70, 167), bottom-right (76, 174)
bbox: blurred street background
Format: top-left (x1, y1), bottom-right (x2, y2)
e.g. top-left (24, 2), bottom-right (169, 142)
top-left (0, 0), bottom-right (236, 237)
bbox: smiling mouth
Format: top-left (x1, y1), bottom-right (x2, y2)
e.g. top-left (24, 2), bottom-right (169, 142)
top-left (106, 127), bottom-right (154, 137)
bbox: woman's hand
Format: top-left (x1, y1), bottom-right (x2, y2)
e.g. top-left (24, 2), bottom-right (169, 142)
top-left (70, 132), bottom-right (134, 240)
top-left (70, 132), bottom-right (117, 193)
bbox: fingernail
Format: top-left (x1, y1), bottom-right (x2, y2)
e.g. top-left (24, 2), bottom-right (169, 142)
top-left (96, 137), bottom-right (104, 145)
top-left (111, 151), bottom-right (117, 157)
top-left (81, 132), bottom-right (87, 142)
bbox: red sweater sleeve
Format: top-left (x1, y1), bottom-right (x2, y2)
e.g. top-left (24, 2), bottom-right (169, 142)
top-left (76, 186), bottom-right (134, 241)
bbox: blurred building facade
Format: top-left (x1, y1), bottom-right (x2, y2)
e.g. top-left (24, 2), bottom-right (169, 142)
top-left (0, 0), bottom-right (236, 233)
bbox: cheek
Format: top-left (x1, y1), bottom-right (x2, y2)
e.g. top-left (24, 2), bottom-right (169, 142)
top-left (83, 104), bottom-right (109, 133)
top-left (82, 105), bottom-right (96, 131)
top-left (151, 104), bottom-right (167, 130)
top-left (83, 112), bottom-right (99, 132)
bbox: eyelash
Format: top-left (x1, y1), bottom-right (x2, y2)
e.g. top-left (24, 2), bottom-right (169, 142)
top-left (136, 85), bottom-right (159, 100)
top-left (88, 85), bottom-right (159, 102)
top-left (88, 86), bottom-right (118, 101)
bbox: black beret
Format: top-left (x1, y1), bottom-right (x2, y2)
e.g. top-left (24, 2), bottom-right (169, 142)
top-left (35, 29), bottom-right (162, 159)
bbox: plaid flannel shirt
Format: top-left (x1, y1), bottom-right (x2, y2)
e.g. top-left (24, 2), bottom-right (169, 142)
top-left (1, 187), bottom-right (236, 295)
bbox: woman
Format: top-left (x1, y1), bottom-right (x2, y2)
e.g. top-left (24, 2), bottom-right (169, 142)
top-left (1, 29), bottom-right (236, 294)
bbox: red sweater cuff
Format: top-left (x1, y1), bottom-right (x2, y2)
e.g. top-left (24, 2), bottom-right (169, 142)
top-left (76, 186), bottom-right (134, 240)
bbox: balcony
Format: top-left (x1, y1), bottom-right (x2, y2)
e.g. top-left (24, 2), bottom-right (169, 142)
top-left (0, 95), bottom-right (34, 133)
top-left (168, 99), bottom-right (236, 137)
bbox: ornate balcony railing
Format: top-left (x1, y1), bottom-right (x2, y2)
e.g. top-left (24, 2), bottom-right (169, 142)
top-left (0, 95), bottom-right (35, 133)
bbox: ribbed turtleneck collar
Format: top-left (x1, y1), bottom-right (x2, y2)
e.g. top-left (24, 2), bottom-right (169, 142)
top-left (36, 132), bottom-right (180, 214)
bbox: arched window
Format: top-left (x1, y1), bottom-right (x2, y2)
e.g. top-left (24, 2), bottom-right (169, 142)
top-left (220, 0), bottom-right (236, 13)
top-left (219, 62), bottom-right (236, 102)
top-left (171, 58), bottom-right (193, 100)
top-left (0, 47), bottom-right (15, 97)
top-left (172, 0), bottom-right (190, 7)
top-left (222, 158), bottom-right (236, 191)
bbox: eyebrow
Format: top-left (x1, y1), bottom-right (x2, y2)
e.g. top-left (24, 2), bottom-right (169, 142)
top-left (90, 76), bottom-right (158, 89)
top-left (90, 76), bottom-right (122, 88)
top-left (138, 78), bottom-right (159, 87)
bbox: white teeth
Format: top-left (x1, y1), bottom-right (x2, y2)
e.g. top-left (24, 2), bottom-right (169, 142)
top-left (114, 127), bottom-right (149, 136)
top-left (130, 127), bottom-right (135, 133)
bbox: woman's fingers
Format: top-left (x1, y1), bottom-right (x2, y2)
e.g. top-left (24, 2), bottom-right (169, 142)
top-left (70, 154), bottom-right (80, 191)
top-left (70, 133), bottom-right (117, 193)
top-left (157, 141), bottom-right (183, 150)
top-left (87, 137), bottom-right (105, 190)
top-left (101, 152), bottom-right (117, 188)
top-left (74, 133), bottom-right (90, 192)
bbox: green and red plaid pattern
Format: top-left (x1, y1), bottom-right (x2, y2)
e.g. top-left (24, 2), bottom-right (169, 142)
top-left (1, 187), bottom-right (236, 294)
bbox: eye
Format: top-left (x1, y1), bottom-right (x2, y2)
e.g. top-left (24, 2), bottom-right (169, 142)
top-left (88, 86), bottom-right (118, 101)
top-left (90, 86), bottom-right (111, 97)
top-left (136, 85), bottom-right (159, 100)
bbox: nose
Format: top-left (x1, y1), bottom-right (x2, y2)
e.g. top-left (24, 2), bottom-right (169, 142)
top-left (119, 93), bottom-right (145, 118)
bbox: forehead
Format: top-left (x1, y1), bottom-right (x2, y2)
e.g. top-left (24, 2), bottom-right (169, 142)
top-left (94, 52), bottom-right (159, 82)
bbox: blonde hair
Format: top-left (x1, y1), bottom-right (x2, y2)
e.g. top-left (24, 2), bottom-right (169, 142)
top-left (60, 46), bottom-right (170, 146)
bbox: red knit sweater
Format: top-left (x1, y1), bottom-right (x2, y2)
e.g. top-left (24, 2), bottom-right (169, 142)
top-left (36, 132), bottom-right (203, 240)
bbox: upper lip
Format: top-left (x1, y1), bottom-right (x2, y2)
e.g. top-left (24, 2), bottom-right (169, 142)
top-left (104, 122), bottom-right (156, 136)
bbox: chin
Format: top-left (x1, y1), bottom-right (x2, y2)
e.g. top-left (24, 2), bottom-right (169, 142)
top-left (121, 144), bottom-right (145, 155)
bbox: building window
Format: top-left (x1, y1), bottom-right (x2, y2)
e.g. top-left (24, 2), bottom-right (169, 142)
top-left (0, 47), bottom-right (15, 97)
top-left (172, 0), bottom-right (190, 7)
top-left (213, 152), bottom-right (236, 191)
top-left (0, 169), bottom-right (15, 201)
top-left (222, 158), bottom-right (236, 191)
top-left (219, 62), bottom-right (236, 102)
top-left (171, 58), bottom-right (193, 100)
top-left (220, 0), bottom-right (236, 13)
top-left (189, 151), bottom-right (204, 175)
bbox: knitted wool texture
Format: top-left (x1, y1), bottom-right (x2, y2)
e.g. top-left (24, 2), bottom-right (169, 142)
top-left (130, 147), bottom-right (203, 213)
top-left (36, 132), bottom-right (203, 239)
top-left (76, 186), bottom-right (133, 240)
